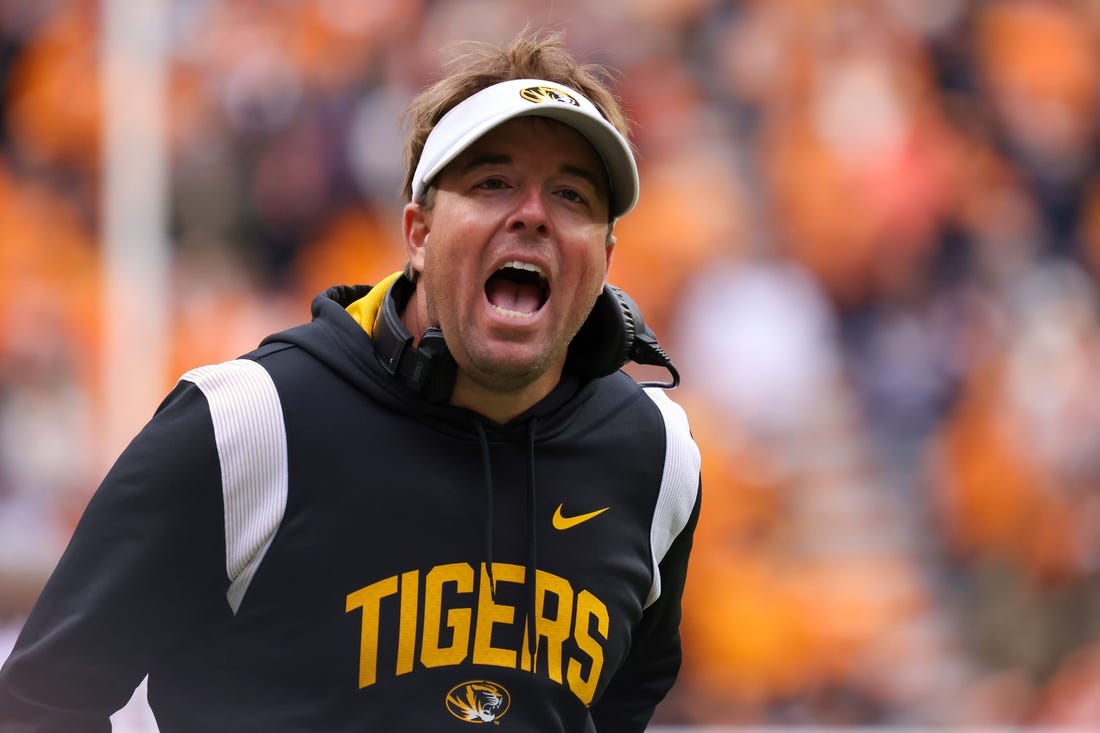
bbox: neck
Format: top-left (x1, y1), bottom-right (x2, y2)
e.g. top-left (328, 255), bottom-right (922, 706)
top-left (449, 369), bottom-right (561, 424)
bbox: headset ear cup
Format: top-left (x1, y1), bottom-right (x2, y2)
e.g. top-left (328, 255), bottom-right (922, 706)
top-left (374, 276), bottom-right (458, 403)
top-left (565, 284), bottom-right (636, 379)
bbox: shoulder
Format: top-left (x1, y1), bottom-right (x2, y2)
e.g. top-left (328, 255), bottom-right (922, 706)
top-left (179, 335), bottom-right (329, 406)
top-left (180, 357), bottom-right (278, 395)
top-left (180, 354), bottom-right (283, 413)
top-left (641, 386), bottom-right (700, 482)
top-left (591, 374), bottom-right (699, 455)
top-left (178, 358), bottom-right (287, 457)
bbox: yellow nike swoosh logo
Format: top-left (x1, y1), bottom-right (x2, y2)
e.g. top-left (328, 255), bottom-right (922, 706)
top-left (552, 503), bottom-right (610, 530)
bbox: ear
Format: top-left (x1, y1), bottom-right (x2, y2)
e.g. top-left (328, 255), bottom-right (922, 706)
top-left (603, 231), bottom-right (617, 282)
top-left (403, 203), bottom-right (430, 274)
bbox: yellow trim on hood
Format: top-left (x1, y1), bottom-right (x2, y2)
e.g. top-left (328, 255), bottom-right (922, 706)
top-left (345, 271), bottom-right (403, 338)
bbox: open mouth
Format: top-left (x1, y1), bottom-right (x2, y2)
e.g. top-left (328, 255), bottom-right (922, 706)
top-left (485, 261), bottom-right (549, 318)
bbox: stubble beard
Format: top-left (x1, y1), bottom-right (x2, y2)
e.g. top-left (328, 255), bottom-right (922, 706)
top-left (462, 340), bottom-right (562, 395)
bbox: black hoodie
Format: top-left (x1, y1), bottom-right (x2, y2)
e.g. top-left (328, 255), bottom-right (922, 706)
top-left (0, 280), bottom-right (701, 732)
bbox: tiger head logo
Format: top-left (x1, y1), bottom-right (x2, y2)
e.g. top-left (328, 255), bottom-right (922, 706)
top-left (445, 680), bottom-right (511, 724)
top-left (519, 85), bottom-right (580, 107)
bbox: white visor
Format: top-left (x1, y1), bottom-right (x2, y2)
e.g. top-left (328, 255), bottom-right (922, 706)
top-left (411, 78), bottom-right (639, 218)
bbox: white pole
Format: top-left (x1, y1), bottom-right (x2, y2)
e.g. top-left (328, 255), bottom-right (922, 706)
top-left (99, 0), bottom-right (171, 470)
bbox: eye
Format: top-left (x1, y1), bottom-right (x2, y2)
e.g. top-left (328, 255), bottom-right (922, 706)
top-left (476, 177), bottom-right (509, 191)
top-left (556, 187), bottom-right (587, 205)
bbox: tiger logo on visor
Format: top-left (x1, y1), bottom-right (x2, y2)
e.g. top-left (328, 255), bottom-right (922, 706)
top-left (519, 85), bottom-right (580, 107)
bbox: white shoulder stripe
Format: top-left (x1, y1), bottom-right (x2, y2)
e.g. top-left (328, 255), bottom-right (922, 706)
top-left (643, 388), bottom-right (701, 608)
top-left (182, 359), bottom-right (288, 614)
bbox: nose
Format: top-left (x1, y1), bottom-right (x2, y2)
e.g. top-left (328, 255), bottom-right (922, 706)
top-left (506, 185), bottom-right (549, 236)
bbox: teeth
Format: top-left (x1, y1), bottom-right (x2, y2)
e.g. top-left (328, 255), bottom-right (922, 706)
top-left (491, 305), bottom-right (533, 318)
top-left (500, 260), bottom-right (545, 279)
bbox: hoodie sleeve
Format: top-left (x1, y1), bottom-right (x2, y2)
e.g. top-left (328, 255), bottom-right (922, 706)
top-left (590, 388), bottom-right (702, 733)
top-left (0, 379), bottom-right (230, 731)
top-left (588, 484), bottom-right (701, 733)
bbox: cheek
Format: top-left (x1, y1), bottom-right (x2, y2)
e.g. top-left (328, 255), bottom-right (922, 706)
top-left (424, 243), bottom-right (473, 294)
top-left (580, 245), bottom-right (611, 289)
top-left (566, 255), bottom-right (611, 323)
top-left (421, 246), bottom-right (477, 324)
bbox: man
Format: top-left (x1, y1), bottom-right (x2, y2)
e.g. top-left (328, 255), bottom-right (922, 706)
top-left (0, 32), bottom-right (700, 732)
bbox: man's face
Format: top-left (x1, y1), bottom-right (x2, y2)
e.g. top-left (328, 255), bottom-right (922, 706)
top-left (407, 116), bottom-right (614, 395)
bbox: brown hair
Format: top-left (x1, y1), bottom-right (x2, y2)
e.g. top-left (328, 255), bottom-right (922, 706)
top-left (401, 30), bottom-right (633, 204)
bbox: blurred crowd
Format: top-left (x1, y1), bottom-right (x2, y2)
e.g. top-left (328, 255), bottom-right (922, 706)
top-left (3, 0), bottom-right (1100, 727)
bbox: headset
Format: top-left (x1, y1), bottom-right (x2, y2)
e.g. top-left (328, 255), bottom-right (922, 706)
top-left (373, 274), bottom-right (679, 403)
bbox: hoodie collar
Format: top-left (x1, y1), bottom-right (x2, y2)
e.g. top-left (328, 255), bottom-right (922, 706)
top-left (345, 271), bottom-right (403, 337)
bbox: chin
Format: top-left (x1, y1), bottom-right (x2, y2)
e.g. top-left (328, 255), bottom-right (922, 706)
top-left (468, 349), bottom-right (556, 390)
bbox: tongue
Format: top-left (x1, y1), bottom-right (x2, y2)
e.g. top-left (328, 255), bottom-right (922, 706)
top-left (486, 279), bottom-right (542, 314)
